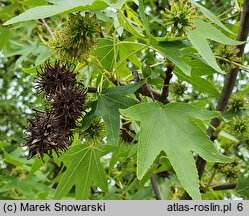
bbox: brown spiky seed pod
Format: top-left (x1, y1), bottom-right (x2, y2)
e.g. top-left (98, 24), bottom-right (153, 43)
top-left (25, 110), bottom-right (72, 161)
top-left (51, 87), bottom-right (87, 129)
top-left (36, 61), bottom-right (77, 98)
top-left (25, 61), bottom-right (87, 160)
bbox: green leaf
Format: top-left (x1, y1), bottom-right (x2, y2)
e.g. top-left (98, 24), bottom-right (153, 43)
top-left (174, 67), bottom-right (220, 97)
top-left (156, 44), bottom-right (191, 76)
top-left (0, 176), bottom-right (50, 199)
top-left (20, 0), bottom-right (48, 7)
top-left (120, 102), bottom-right (232, 200)
top-left (117, 42), bottom-right (146, 68)
top-left (0, 28), bottom-right (11, 50)
top-left (22, 65), bottom-right (39, 75)
top-left (93, 82), bottom-right (144, 145)
top-left (34, 45), bottom-right (50, 66)
top-left (94, 38), bottom-right (114, 72)
top-left (219, 131), bottom-right (239, 143)
top-left (54, 144), bottom-right (108, 200)
top-left (28, 158), bottom-right (46, 177)
top-left (187, 19), bottom-right (244, 73)
top-left (188, 0), bottom-right (234, 34)
top-left (4, 151), bottom-right (23, 167)
top-left (194, 20), bottom-right (243, 45)
top-left (117, 10), bottom-right (145, 39)
top-left (4, 0), bottom-right (109, 25)
top-left (110, 0), bottom-right (128, 9)
top-left (138, 0), bottom-right (157, 45)
top-left (187, 31), bottom-right (222, 73)
top-left (182, 57), bottom-right (216, 76)
top-left (236, 177), bottom-right (249, 199)
top-left (4, 40), bottom-right (38, 68)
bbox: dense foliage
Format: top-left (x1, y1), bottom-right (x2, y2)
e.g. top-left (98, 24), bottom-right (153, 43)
top-left (0, 0), bottom-right (249, 200)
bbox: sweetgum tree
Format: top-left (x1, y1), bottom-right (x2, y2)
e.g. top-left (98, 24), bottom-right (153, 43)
top-left (0, 0), bottom-right (249, 200)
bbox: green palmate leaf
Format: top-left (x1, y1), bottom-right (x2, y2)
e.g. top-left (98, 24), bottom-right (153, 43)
top-left (188, 0), bottom-right (234, 34)
top-left (3, 0), bottom-right (109, 25)
top-left (120, 102), bottom-right (232, 200)
top-left (92, 82), bottom-right (144, 145)
top-left (187, 19), bottom-right (244, 73)
top-left (54, 144), bottom-right (108, 200)
top-left (236, 177), bottom-right (249, 199)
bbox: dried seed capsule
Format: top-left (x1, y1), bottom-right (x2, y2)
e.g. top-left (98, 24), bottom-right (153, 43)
top-left (25, 61), bottom-right (87, 160)
top-left (36, 61), bottom-right (77, 98)
top-left (50, 86), bottom-right (87, 129)
top-left (25, 110), bottom-right (72, 161)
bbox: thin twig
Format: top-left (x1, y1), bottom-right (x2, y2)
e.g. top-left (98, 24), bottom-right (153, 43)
top-left (87, 87), bottom-right (98, 93)
top-left (181, 0), bottom-right (249, 200)
top-left (132, 70), bottom-right (166, 103)
top-left (150, 175), bottom-right (163, 200)
top-left (161, 63), bottom-right (174, 103)
top-left (87, 72), bottom-right (167, 103)
top-left (132, 70), bottom-right (142, 101)
top-left (32, 108), bottom-right (45, 113)
top-left (40, 18), bottom-right (54, 39)
top-left (137, 85), bottom-right (161, 102)
top-left (210, 183), bottom-right (237, 191)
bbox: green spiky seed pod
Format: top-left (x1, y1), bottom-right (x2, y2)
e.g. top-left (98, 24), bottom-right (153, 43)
top-left (163, 0), bottom-right (197, 36)
top-left (83, 118), bottom-right (105, 142)
top-left (228, 94), bottom-right (247, 113)
top-left (171, 81), bottom-right (188, 96)
top-left (48, 13), bottom-right (101, 62)
top-left (226, 116), bottom-right (249, 137)
top-left (214, 45), bottom-right (241, 71)
top-left (214, 158), bottom-right (241, 181)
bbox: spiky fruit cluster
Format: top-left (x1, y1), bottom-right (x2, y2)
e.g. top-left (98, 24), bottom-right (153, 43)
top-left (228, 94), bottom-right (247, 113)
top-left (48, 13), bottom-right (101, 62)
top-left (163, 0), bottom-right (197, 36)
top-left (36, 61), bottom-right (76, 98)
top-left (214, 45), bottom-right (241, 71)
top-left (25, 110), bottom-right (72, 160)
top-left (51, 87), bottom-right (86, 129)
top-left (171, 81), bottom-right (188, 96)
top-left (214, 158), bottom-right (241, 181)
top-left (25, 62), bottom-right (86, 160)
top-left (226, 116), bottom-right (249, 138)
top-left (83, 118), bottom-right (105, 142)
